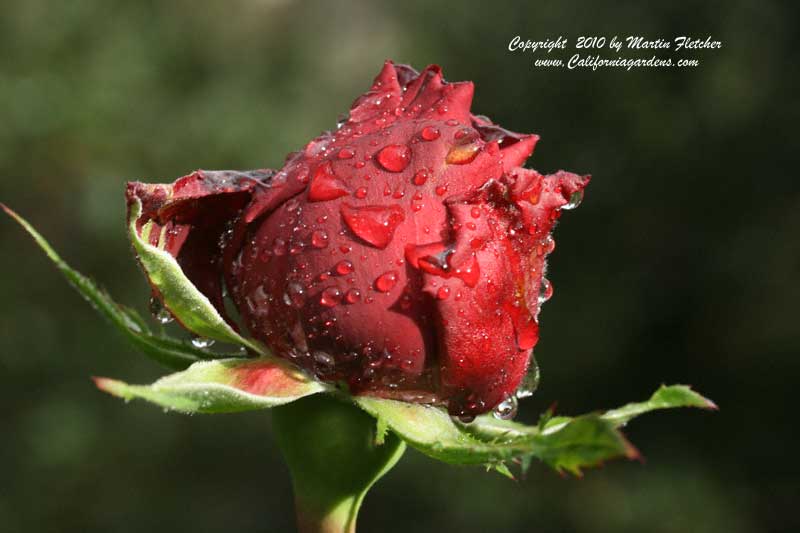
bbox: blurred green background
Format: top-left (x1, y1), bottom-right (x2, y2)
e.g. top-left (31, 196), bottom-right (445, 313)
top-left (1, 1), bottom-right (797, 532)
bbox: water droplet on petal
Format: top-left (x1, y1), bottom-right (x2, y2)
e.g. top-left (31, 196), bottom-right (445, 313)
top-left (453, 255), bottom-right (480, 288)
top-left (311, 230), bottom-right (329, 249)
top-left (538, 278), bottom-right (553, 304)
top-left (308, 161), bottom-right (350, 201)
top-left (335, 260), bottom-right (354, 275)
top-left (340, 203), bottom-right (406, 249)
top-left (320, 287), bottom-right (342, 307)
top-left (374, 271), bottom-right (399, 292)
top-left (337, 148), bottom-right (354, 160)
top-left (354, 187), bottom-right (368, 199)
top-left (284, 282), bottom-right (306, 308)
top-left (516, 359), bottom-right (540, 399)
top-left (344, 288), bottom-right (361, 304)
top-left (454, 127), bottom-right (471, 140)
top-left (376, 144), bottom-right (412, 172)
top-left (412, 169), bottom-right (430, 186)
top-left (511, 311), bottom-right (539, 350)
top-left (544, 234), bottom-right (556, 254)
top-left (446, 143), bottom-right (481, 165)
top-left (313, 350), bottom-right (336, 375)
top-left (420, 126), bottom-right (440, 141)
top-left (273, 237), bottom-right (288, 256)
top-left (562, 190), bottom-right (584, 210)
top-left (436, 286), bottom-right (451, 300)
top-left (493, 395), bottom-right (519, 420)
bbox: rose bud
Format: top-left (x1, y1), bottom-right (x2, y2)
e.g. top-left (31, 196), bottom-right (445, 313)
top-left (127, 60), bottom-right (589, 419)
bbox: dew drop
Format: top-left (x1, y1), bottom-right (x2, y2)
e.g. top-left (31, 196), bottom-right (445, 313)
top-left (538, 278), bottom-right (553, 304)
top-left (191, 336), bottom-right (215, 349)
top-left (412, 169), bottom-right (430, 186)
top-left (446, 143), bottom-right (481, 165)
top-left (308, 161), bottom-right (350, 201)
top-left (436, 286), bottom-right (451, 300)
top-left (435, 184), bottom-right (448, 196)
top-left (516, 358), bottom-right (540, 399)
top-left (284, 282), bottom-right (306, 308)
top-left (149, 297), bottom-right (174, 324)
top-left (335, 260), bottom-right (354, 275)
top-left (311, 230), bottom-right (329, 249)
top-left (376, 144), bottom-right (412, 172)
top-left (544, 234), bottom-right (556, 254)
top-left (454, 127), bottom-right (471, 140)
top-left (492, 395), bottom-right (519, 420)
top-left (562, 190), bottom-right (584, 210)
top-left (312, 350), bottom-right (336, 375)
top-left (273, 237), bottom-right (288, 256)
top-left (340, 203), bottom-right (406, 249)
top-left (355, 186), bottom-right (368, 199)
top-left (470, 206), bottom-right (481, 218)
top-left (337, 148), bottom-right (354, 160)
top-left (344, 288), bottom-right (362, 304)
top-left (320, 287), bottom-right (342, 307)
top-left (420, 126), bottom-right (440, 141)
top-left (374, 271), bottom-right (398, 292)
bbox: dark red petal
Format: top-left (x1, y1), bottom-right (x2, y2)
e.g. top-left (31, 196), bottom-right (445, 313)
top-left (347, 60), bottom-right (404, 125)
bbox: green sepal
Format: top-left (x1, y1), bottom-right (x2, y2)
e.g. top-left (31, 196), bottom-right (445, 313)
top-left (1, 204), bottom-right (224, 370)
top-left (355, 384), bottom-right (714, 476)
top-left (94, 357), bottom-right (329, 413)
top-left (127, 197), bottom-right (263, 354)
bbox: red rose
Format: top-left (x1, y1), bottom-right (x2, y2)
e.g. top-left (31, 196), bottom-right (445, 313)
top-left (127, 61), bottom-right (589, 419)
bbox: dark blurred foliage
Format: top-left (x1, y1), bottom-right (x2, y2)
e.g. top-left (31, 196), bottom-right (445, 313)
top-left (1, 1), bottom-right (797, 532)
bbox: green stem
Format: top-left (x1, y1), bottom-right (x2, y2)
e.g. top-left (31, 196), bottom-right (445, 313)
top-left (272, 394), bottom-right (406, 533)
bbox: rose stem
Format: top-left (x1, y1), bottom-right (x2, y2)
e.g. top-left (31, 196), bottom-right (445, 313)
top-left (272, 394), bottom-right (406, 533)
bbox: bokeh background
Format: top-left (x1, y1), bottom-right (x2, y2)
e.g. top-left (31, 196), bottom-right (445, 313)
top-left (1, 1), bottom-right (797, 532)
